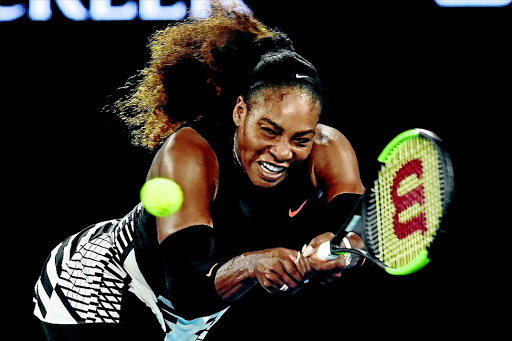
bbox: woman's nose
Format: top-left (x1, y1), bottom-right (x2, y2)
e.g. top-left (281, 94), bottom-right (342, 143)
top-left (269, 139), bottom-right (293, 162)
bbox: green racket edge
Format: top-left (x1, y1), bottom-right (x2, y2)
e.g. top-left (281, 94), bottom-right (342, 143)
top-left (377, 129), bottom-right (420, 163)
top-left (330, 249), bottom-right (430, 275)
top-left (384, 250), bottom-right (430, 275)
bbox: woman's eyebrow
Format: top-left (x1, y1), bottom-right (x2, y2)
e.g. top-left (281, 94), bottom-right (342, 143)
top-left (260, 118), bottom-right (283, 133)
top-left (260, 118), bottom-right (315, 136)
top-left (293, 129), bottom-right (316, 137)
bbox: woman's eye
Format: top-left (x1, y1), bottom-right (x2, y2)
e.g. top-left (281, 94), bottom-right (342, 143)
top-left (294, 138), bottom-right (311, 146)
top-left (261, 127), bottom-right (277, 135)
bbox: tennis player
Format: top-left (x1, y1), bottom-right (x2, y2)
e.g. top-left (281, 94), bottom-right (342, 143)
top-left (33, 5), bottom-right (364, 341)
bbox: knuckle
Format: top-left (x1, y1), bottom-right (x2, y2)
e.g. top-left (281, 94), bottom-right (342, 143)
top-left (287, 281), bottom-right (298, 289)
top-left (323, 232), bottom-right (335, 239)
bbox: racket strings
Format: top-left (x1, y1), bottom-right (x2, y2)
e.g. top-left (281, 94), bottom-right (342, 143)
top-left (370, 136), bottom-right (444, 269)
top-left (438, 156), bottom-right (452, 211)
top-left (364, 191), bottom-right (380, 258)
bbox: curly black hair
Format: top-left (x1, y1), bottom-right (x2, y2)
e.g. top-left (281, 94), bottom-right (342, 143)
top-left (112, 2), bottom-right (320, 150)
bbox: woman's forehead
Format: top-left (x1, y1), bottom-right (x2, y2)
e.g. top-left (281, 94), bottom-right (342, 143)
top-left (248, 86), bottom-right (321, 117)
top-left (247, 88), bottom-right (320, 129)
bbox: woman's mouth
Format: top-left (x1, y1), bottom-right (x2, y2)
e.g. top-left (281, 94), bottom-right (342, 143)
top-left (257, 161), bottom-right (287, 181)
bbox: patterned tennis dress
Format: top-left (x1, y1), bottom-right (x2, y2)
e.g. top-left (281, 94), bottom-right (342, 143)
top-left (33, 123), bottom-right (328, 340)
top-left (33, 203), bottom-right (228, 340)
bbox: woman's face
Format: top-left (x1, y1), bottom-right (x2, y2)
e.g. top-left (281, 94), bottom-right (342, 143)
top-left (233, 87), bottom-right (321, 187)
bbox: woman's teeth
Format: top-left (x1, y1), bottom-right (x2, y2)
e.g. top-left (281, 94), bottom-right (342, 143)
top-left (260, 162), bottom-right (286, 174)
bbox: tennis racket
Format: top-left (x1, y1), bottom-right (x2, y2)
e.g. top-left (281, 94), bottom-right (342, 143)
top-left (316, 128), bottom-right (454, 275)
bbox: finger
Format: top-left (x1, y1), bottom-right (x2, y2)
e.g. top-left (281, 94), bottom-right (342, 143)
top-left (281, 256), bottom-right (305, 285)
top-left (310, 255), bottom-right (346, 272)
top-left (294, 252), bottom-right (312, 277)
top-left (320, 269), bottom-right (343, 285)
top-left (261, 273), bottom-right (285, 293)
top-left (274, 262), bottom-right (302, 291)
top-left (279, 272), bottom-right (300, 291)
top-left (302, 245), bottom-right (314, 258)
top-left (293, 251), bottom-right (310, 277)
top-left (308, 232), bottom-right (335, 249)
top-left (272, 264), bottom-right (304, 291)
top-left (331, 272), bottom-right (343, 279)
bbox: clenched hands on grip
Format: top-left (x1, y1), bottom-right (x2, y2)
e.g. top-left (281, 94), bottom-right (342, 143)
top-left (214, 232), bottom-right (363, 301)
top-left (248, 232), bottom-right (364, 292)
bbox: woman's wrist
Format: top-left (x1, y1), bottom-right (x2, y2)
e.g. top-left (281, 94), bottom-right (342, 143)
top-left (214, 253), bottom-right (258, 301)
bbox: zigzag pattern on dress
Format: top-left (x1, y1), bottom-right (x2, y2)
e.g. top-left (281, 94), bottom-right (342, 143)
top-left (33, 204), bottom-right (144, 324)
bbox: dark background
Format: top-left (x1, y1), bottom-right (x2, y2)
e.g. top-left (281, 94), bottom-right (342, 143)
top-left (2, 0), bottom-right (510, 339)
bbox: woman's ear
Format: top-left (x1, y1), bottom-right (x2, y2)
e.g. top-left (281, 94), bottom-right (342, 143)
top-left (233, 96), bottom-right (248, 127)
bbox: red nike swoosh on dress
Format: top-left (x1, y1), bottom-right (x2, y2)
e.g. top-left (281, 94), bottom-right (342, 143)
top-left (289, 199), bottom-right (308, 217)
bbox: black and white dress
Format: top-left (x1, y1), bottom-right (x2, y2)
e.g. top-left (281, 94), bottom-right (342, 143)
top-left (33, 203), bottom-right (229, 341)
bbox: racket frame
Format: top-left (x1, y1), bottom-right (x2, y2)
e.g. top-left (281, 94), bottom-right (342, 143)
top-left (320, 128), bottom-right (454, 275)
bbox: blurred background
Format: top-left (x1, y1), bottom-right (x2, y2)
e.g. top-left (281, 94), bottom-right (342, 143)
top-left (2, 0), bottom-right (510, 339)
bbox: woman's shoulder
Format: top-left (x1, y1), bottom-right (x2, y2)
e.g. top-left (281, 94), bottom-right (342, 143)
top-left (313, 124), bottom-right (352, 149)
top-left (310, 124), bottom-right (357, 167)
top-left (148, 126), bottom-right (219, 181)
top-left (310, 124), bottom-right (364, 199)
top-left (166, 126), bottom-right (212, 148)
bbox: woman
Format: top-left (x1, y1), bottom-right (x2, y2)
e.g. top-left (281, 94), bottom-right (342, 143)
top-left (33, 6), bottom-right (364, 341)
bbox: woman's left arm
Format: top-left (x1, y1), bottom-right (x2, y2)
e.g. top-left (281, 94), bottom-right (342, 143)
top-left (304, 124), bottom-right (365, 278)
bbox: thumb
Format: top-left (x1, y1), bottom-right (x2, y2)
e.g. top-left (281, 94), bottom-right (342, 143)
top-left (308, 232), bottom-right (335, 248)
top-left (302, 232), bottom-right (335, 257)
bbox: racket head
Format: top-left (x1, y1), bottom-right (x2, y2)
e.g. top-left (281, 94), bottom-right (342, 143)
top-left (361, 128), bottom-right (454, 275)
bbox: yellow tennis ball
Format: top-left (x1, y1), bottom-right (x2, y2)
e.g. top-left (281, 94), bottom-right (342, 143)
top-left (140, 178), bottom-right (184, 217)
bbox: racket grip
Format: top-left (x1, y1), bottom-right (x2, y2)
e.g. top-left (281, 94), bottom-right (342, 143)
top-left (316, 241), bottom-right (338, 260)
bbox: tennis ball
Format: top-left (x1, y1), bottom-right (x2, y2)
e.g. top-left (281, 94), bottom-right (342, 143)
top-left (140, 178), bottom-right (184, 217)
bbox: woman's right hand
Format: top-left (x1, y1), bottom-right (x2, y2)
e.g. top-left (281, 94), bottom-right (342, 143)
top-left (302, 231), bottom-right (364, 284)
top-left (245, 247), bottom-right (311, 293)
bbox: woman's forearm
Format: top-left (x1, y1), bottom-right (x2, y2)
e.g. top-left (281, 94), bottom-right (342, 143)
top-left (214, 253), bottom-right (258, 301)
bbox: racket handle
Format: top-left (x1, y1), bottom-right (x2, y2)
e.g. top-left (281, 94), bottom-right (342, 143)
top-left (316, 241), bottom-right (338, 260)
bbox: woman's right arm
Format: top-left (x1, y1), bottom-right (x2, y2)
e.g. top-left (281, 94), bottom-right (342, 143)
top-left (149, 128), bottom-right (310, 316)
